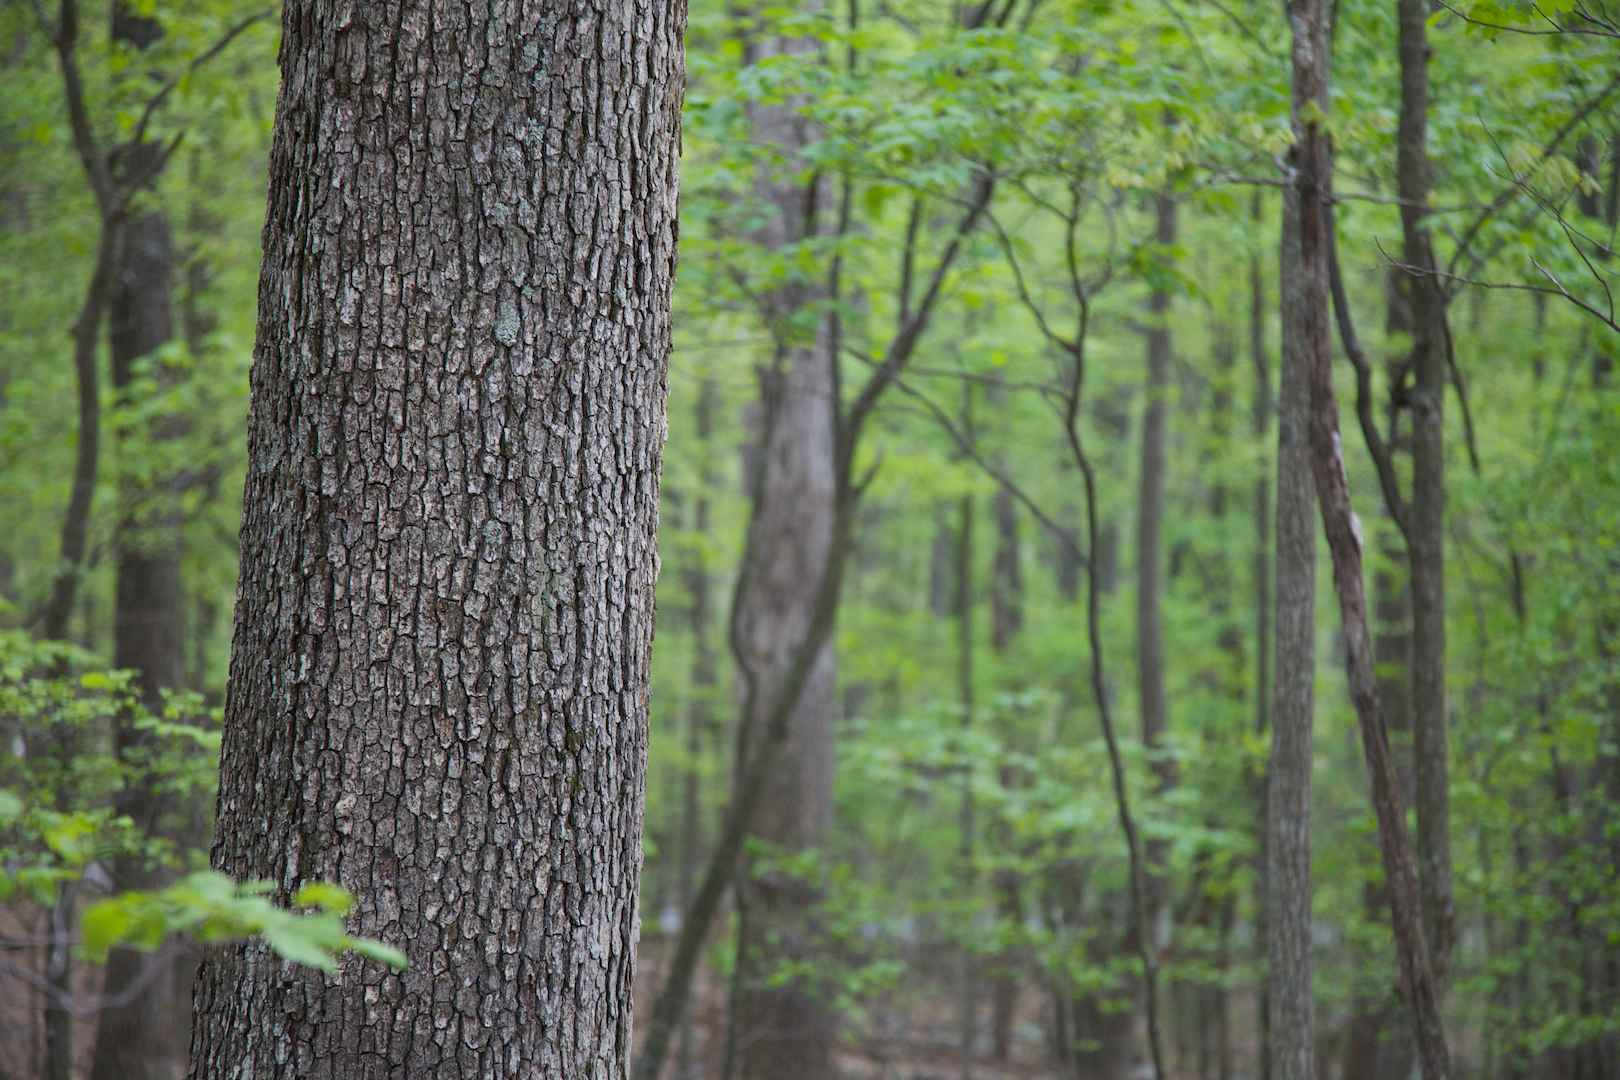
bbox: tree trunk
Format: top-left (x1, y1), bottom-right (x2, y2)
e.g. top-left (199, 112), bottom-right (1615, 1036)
top-left (1396, 0), bottom-right (1456, 982)
top-left (675, 376), bottom-right (719, 1080)
top-left (186, 1), bottom-right (684, 1074)
top-left (956, 483), bottom-right (977, 1079)
top-left (727, 19), bottom-right (841, 1078)
top-left (1307, 183), bottom-right (1455, 1080)
top-left (1138, 190), bottom-right (1176, 945)
top-left (988, 483), bottom-right (1024, 1063)
top-left (91, 8), bottom-right (192, 1075)
top-left (1268, 128), bottom-right (1318, 1080)
top-left (1248, 190), bottom-right (1274, 1080)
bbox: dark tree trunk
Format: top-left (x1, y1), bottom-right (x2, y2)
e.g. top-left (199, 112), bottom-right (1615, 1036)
top-left (675, 376), bottom-right (719, 1080)
top-left (91, 8), bottom-right (193, 1075)
top-left (728, 20), bottom-right (840, 1079)
top-left (1307, 176), bottom-right (1455, 1080)
top-left (955, 484), bottom-right (977, 1078)
top-left (1138, 191), bottom-right (1176, 942)
top-left (1396, 0), bottom-right (1456, 983)
top-left (988, 483), bottom-right (1024, 1063)
top-left (186, 0), bottom-right (684, 1075)
top-left (1248, 189), bottom-right (1274, 1080)
top-left (1269, 139), bottom-right (1318, 1080)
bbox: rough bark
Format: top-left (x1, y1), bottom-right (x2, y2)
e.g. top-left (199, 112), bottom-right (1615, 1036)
top-left (727, 18), bottom-right (840, 1078)
top-left (1396, 0), bottom-right (1455, 982)
top-left (186, 1), bottom-right (684, 1075)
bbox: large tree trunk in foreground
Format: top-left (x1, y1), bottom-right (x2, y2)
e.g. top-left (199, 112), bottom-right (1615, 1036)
top-left (187, 1), bottom-right (684, 1075)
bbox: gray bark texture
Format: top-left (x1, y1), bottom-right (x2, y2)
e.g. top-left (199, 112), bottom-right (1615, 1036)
top-left (186, 0), bottom-right (685, 1076)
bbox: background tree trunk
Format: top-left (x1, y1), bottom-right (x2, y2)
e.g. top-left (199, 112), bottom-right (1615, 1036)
top-left (727, 15), bottom-right (841, 1079)
top-left (1269, 0), bottom-right (1328, 1070)
top-left (1396, 0), bottom-right (1456, 982)
top-left (186, 1), bottom-right (684, 1074)
top-left (90, 7), bottom-right (191, 1076)
top-left (1247, 189), bottom-right (1274, 1080)
top-left (1138, 190), bottom-right (1177, 948)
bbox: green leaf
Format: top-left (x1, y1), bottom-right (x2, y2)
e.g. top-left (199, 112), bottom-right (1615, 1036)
top-left (348, 937), bottom-right (410, 970)
top-left (293, 882), bottom-right (355, 915)
top-left (262, 924), bottom-right (339, 972)
top-left (80, 899), bottom-right (134, 961)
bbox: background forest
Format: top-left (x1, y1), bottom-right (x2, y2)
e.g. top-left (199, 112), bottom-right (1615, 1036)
top-left (1, 0), bottom-right (1617, 1077)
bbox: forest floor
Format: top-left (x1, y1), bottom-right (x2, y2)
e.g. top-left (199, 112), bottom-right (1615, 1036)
top-left (633, 936), bottom-right (1166, 1080)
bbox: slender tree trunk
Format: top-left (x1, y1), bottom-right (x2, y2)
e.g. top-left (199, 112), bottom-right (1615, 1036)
top-left (988, 483), bottom-right (1024, 1063)
top-left (1268, 128), bottom-right (1318, 1080)
top-left (675, 377), bottom-right (719, 1080)
top-left (1308, 191), bottom-right (1455, 1080)
top-left (40, 0), bottom-right (122, 643)
top-left (44, 886), bottom-right (75, 1080)
top-left (1247, 190), bottom-right (1274, 1080)
top-left (186, 1), bottom-right (685, 1074)
top-left (956, 482), bottom-right (977, 1079)
top-left (1396, 0), bottom-right (1456, 982)
top-left (1138, 191), bottom-right (1177, 949)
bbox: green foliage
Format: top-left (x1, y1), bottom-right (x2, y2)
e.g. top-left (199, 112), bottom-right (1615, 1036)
top-left (0, 631), bottom-right (406, 978)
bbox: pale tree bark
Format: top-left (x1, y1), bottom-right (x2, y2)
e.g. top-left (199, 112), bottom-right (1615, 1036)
top-left (634, 168), bottom-right (996, 1080)
top-left (727, 19), bottom-right (840, 1079)
top-left (1269, 0), bottom-right (1327, 1073)
top-left (186, 0), bottom-right (685, 1075)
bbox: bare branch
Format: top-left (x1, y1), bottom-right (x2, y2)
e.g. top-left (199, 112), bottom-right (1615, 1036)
top-left (129, 10), bottom-right (275, 151)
